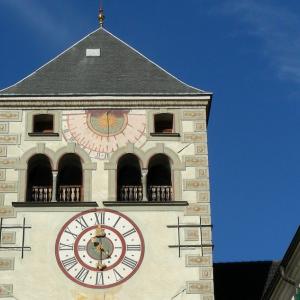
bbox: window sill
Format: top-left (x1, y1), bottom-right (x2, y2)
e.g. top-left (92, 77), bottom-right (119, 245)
top-left (103, 201), bottom-right (188, 207)
top-left (12, 201), bottom-right (99, 212)
top-left (150, 133), bottom-right (180, 137)
top-left (28, 132), bottom-right (59, 137)
top-left (148, 132), bottom-right (181, 141)
top-left (12, 202), bottom-right (98, 208)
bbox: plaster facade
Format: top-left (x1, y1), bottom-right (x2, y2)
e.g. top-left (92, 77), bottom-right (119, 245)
top-left (0, 106), bottom-right (213, 300)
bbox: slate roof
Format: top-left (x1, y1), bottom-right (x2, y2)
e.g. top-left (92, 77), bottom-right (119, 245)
top-left (0, 28), bottom-right (207, 96)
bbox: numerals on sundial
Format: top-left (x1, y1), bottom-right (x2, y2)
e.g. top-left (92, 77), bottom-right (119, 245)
top-left (62, 110), bottom-right (147, 159)
top-left (55, 209), bottom-right (145, 289)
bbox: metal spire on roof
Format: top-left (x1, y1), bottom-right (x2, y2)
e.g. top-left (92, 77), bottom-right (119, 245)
top-left (98, 0), bottom-right (105, 27)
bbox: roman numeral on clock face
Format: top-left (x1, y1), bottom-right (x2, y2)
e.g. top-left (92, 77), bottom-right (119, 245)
top-left (75, 216), bottom-right (88, 230)
top-left (62, 257), bottom-right (78, 271)
top-left (126, 244), bottom-right (141, 251)
top-left (94, 212), bottom-right (105, 225)
top-left (59, 243), bottom-right (74, 251)
top-left (122, 256), bottom-right (138, 269)
top-left (75, 267), bottom-right (89, 283)
top-left (122, 228), bottom-right (136, 238)
top-left (64, 227), bottom-right (78, 239)
top-left (113, 269), bottom-right (124, 282)
top-left (95, 272), bottom-right (104, 286)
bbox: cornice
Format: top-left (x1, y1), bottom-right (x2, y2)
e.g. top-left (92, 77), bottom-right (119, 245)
top-left (0, 96), bottom-right (211, 109)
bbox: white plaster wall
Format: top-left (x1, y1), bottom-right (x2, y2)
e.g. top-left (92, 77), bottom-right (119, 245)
top-left (2, 210), bottom-right (204, 300)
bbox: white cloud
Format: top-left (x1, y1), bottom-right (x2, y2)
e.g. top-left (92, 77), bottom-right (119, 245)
top-left (217, 0), bottom-right (300, 83)
top-left (1, 0), bottom-right (72, 44)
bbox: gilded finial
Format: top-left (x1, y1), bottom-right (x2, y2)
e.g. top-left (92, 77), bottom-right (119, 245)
top-left (98, 8), bottom-right (105, 27)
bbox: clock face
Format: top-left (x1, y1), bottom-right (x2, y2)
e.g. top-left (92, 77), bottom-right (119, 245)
top-left (62, 110), bottom-right (146, 160)
top-left (55, 209), bottom-right (145, 289)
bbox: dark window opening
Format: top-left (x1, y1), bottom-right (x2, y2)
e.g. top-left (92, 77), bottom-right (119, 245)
top-left (57, 154), bottom-right (82, 202)
top-left (147, 154), bottom-right (172, 201)
top-left (154, 113), bottom-right (174, 133)
top-left (33, 114), bottom-right (54, 133)
top-left (117, 154), bottom-right (142, 201)
top-left (26, 154), bottom-right (53, 202)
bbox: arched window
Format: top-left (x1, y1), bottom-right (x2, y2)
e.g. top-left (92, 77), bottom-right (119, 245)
top-left (147, 154), bottom-right (172, 201)
top-left (57, 154), bottom-right (82, 202)
top-left (154, 113), bottom-right (174, 133)
top-left (33, 114), bottom-right (54, 133)
top-left (26, 154), bottom-right (53, 202)
top-left (117, 154), bottom-right (142, 201)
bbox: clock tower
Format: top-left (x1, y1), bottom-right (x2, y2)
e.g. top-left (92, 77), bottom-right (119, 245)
top-left (0, 20), bottom-right (213, 300)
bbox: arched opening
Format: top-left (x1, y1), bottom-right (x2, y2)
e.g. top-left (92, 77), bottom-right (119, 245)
top-left (33, 114), bottom-right (54, 133)
top-left (154, 113), bottom-right (174, 133)
top-left (57, 154), bottom-right (83, 202)
top-left (117, 154), bottom-right (142, 201)
top-left (147, 154), bottom-right (172, 201)
top-left (26, 154), bottom-right (53, 202)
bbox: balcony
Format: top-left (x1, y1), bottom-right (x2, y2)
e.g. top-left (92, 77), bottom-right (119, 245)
top-left (148, 185), bottom-right (173, 202)
top-left (120, 185), bottom-right (143, 202)
top-left (32, 186), bottom-right (52, 202)
top-left (58, 185), bottom-right (82, 202)
top-left (31, 185), bottom-right (82, 202)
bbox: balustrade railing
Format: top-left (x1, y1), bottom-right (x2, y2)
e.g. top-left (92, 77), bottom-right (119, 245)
top-left (32, 186), bottom-right (52, 202)
top-left (58, 185), bottom-right (81, 202)
top-left (148, 185), bottom-right (173, 202)
top-left (120, 185), bottom-right (143, 201)
top-left (31, 185), bottom-right (81, 202)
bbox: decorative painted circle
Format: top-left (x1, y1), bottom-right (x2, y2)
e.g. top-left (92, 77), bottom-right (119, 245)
top-left (62, 110), bottom-right (146, 159)
top-left (87, 110), bottom-right (128, 137)
top-left (55, 209), bottom-right (145, 289)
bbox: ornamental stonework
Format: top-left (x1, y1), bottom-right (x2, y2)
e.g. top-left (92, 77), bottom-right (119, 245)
top-left (0, 146), bottom-right (7, 157)
top-left (184, 156), bottom-right (208, 167)
top-left (0, 182), bottom-right (18, 193)
top-left (184, 179), bottom-right (209, 191)
top-left (182, 110), bottom-right (206, 120)
top-left (197, 192), bottom-right (210, 203)
top-left (0, 158), bottom-right (17, 169)
top-left (185, 204), bottom-right (210, 216)
top-left (0, 123), bottom-right (9, 134)
top-left (186, 255), bottom-right (212, 267)
top-left (184, 228), bottom-right (199, 241)
top-left (196, 168), bottom-right (209, 178)
top-left (0, 206), bottom-right (15, 218)
top-left (0, 170), bottom-right (5, 181)
top-left (199, 267), bottom-right (213, 279)
top-left (0, 135), bottom-right (20, 145)
top-left (0, 284), bottom-right (13, 297)
top-left (194, 121), bottom-right (206, 132)
top-left (186, 281), bottom-right (213, 294)
top-left (1, 232), bottom-right (16, 244)
top-left (183, 133), bottom-right (207, 143)
top-left (201, 228), bottom-right (212, 242)
top-left (0, 258), bottom-right (14, 271)
top-left (195, 144), bottom-right (208, 155)
top-left (0, 110), bottom-right (22, 121)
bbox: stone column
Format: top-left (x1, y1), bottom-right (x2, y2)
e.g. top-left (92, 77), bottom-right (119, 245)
top-left (52, 171), bottom-right (58, 202)
top-left (141, 169), bottom-right (148, 201)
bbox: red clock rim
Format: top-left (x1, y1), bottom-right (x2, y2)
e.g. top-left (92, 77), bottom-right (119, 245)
top-left (55, 208), bottom-right (145, 289)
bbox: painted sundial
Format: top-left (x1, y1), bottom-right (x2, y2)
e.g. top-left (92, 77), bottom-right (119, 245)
top-left (62, 110), bottom-right (146, 159)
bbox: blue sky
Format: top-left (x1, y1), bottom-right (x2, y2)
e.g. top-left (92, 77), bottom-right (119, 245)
top-left (1, 0), bottom-right (300, 262)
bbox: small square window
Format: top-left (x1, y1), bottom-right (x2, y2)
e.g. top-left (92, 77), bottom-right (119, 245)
top-left (26, 111), bottom-right (61, 140)
top-left (33, 114), bottom-right (54, 133)
top-left (154, 113), bottom-right (174, 133)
